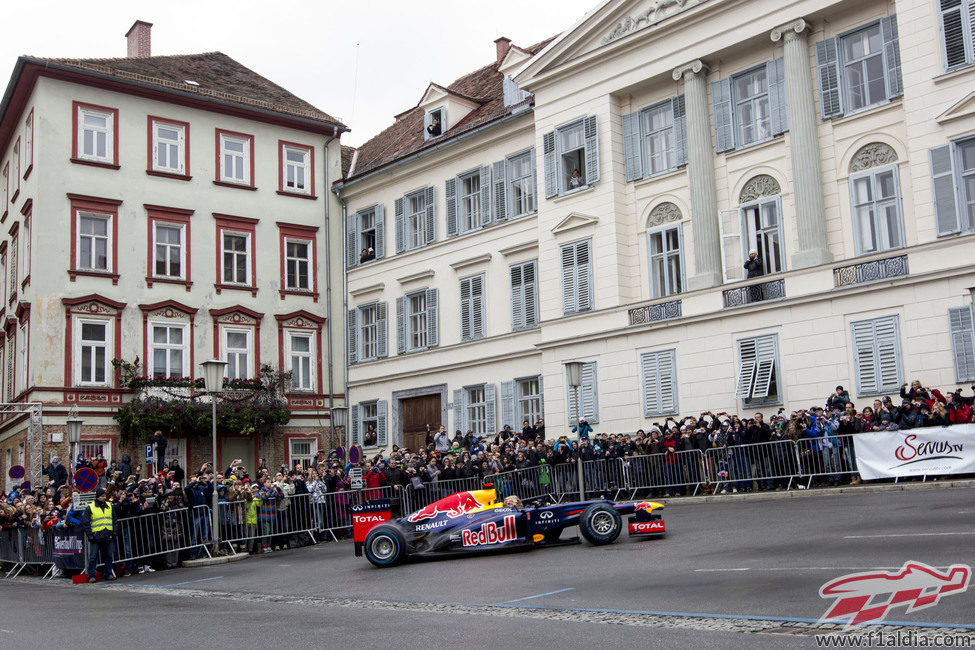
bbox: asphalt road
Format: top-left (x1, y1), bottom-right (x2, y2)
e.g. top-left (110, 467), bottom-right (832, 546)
top-left (3, 487), bottom-right (974, 649)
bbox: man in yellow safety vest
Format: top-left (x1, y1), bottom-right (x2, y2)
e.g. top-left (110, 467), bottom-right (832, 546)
top-left (82, 487), bottom-right (116, 583)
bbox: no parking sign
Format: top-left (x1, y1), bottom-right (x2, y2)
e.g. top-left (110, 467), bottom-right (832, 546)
top-left (8, 465), bottom-right (25, 480)
top-left (74, 467), bottom-right (98, 492)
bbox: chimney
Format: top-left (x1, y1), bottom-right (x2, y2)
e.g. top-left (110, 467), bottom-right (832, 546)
top-left (494, 37), bottom-right (512, 64)
top-left (126, 20), bottom-right (153, 58)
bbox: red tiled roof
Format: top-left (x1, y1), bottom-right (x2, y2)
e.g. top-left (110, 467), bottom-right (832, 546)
top-left (34, 52), bottom-right (345, 128)
top-left (348, 37), bottom-right (555, 180)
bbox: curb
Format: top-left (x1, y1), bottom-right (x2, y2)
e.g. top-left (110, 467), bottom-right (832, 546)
top-left (181, 552), bottom-right (250, 568)
top-left (657, 478), bottom-right (975, 505)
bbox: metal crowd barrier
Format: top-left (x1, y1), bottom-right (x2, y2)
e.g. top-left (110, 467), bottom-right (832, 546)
top-left (1, 527), bottom-right (57, 577)
top-left (794, 433), bottom-right (859, 488)
top-left (620, 449), bottom-right (707, 498)
top-left (483, 465), bottom-right (560, 503)
top-left (705, 439), bottom-right (800, 493)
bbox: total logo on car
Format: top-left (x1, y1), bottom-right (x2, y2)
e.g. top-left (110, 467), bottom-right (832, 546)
top-left (461, 515), bottom-right (518, 547)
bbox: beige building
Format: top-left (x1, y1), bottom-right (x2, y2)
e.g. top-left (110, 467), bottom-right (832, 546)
top-left (0, 22), bottom-right (347, 490)
top-left (339, 0), bottom-right (975, 451)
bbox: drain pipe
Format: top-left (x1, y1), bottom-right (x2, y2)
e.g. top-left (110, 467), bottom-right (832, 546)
top-left (332, 178), bottom-right (350, 447)
top-left (322, 134), bottom-right (338, 445)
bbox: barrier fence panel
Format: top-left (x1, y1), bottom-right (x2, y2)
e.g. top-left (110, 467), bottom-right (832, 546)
top-left (400, 477), bottom-right (483, 515)
top-left (621, 450), bottom-right (706, 497)
top-left (1, 527), bottom-right (57, 577)
top-left (705, 440), bottom-right (800, 493)
top-left (110, 505), bottom-right (211, 566)
top-left (483, 465), bottom-right (561, 503)
top-left (795, 433), bottom-right (859, 488)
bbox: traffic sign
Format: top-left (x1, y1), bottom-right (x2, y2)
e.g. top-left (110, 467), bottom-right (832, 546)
top-left (74, 467), bottom-right (98, 492)
top-left (349, 445), bottom-right (360, 465)
top-left (8, 465), bottom-right (24, 480)
top-left (349, 467), bottom-right (363, 489)
top-left (334, 445), bottom-right (344, 461)
top-left (145, 444), bottom-right (154, 464)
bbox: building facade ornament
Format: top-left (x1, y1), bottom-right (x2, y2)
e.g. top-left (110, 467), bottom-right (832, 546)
top-left (739, 175), bottom-right (782, 203)
top-left (603, 0), bottom-right (709, 45)
top-left (848, 143), bottom-right (899, 172)
top-left (671, 59), bottom-right (707, 81)
top-left (646, 202), bottom-right (683, 227)
top-left (770, 18), bottom-right (809, 43)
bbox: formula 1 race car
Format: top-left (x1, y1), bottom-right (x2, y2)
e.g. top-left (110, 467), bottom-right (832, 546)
top-left (352, 488), bottom-right (665, 567)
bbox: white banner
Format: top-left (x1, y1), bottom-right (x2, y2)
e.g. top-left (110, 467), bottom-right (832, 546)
top-left (854, 424), bottom-right (975, 480)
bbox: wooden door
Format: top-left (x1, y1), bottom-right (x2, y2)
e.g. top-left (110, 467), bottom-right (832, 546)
top-left (401, 394), bottom-right (441, 452)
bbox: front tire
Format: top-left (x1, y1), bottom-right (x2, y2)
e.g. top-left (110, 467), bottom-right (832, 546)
top-left (578, 503), bottom-right (622, 545)
top-left (363, 526), bottom-right (407, 567)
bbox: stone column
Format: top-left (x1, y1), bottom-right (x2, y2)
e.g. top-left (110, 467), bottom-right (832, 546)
top-left (673, 60), bottom-right (722, 290)
top-left (771, 19), bottom-right (833, 269)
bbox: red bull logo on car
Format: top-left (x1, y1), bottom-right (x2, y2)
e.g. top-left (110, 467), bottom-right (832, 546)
top-left (406, 490), bottom-right (495, 523)
top-left (461, 515), bottom-right (518, 547)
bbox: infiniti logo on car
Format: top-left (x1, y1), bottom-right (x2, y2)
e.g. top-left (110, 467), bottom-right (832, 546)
top-left (539, 511), bottom-right (555, 519)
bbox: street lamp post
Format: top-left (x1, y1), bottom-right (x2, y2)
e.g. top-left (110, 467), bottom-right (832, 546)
top-left (565, 361), bottom-right (585, 501)
top-left (66, 417), bottom-right (83, 486)
top-left (330, 406), bottom-right (348, 448)
top-left (200, 359), bottom-right (227, 554)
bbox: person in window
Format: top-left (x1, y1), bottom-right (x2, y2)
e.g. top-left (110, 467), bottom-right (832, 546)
top-left (426, 115), bottom-right (441, 137)
top-left (568, 168), bottom-right (584, 189)
top-left (744, 249), bottom-right (763, 278)
top-left (364, 423), bottom-right (377, 447)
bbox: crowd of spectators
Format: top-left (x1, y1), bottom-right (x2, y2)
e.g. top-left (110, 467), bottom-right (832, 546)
top-left (2, 379), bottom-right (973, 575)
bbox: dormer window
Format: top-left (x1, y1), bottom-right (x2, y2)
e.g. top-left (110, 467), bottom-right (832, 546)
top-left (424, 108), bottom-right (445, 140)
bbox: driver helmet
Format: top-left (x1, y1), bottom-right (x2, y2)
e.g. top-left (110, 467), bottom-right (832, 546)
top-left (504, 495), bottom-right (522, 508)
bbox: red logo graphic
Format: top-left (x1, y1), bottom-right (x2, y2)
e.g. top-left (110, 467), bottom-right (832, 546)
top-left (461, 515), bottom-right (517, 547)
top-left (628, 521), bottom-right (665, 534)
top-left (408, 492), bottom-right (485, 523)
top-left (819, 561), bottom-right (971, 629)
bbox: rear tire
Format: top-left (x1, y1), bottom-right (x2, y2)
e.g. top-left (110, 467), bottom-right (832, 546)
top-left (578, 503), bottom-right (622, 545)
top-left (363, 526), bottom-right (407, 567)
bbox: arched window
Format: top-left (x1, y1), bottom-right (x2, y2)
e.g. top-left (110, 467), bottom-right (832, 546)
top-left (848, 143), bottom-right (904, 255)
top-left (645, 202), bottom-right (684, 298)
top-left (737, 175), bottom-right (785, 276)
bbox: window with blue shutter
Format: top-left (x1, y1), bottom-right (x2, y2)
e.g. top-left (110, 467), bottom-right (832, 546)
top-left (814, 17), bottom-right (903, 119)
top-left (450, 169), bottom-right (491, 235)
top-left (931, 137), bottom-right (975, 237)
top-left (506, 149), bottom-right (536, 218)
top-left (735, 334), bottom-right (781, 405)
top-left (544, 117), bottom-right (600, 198)
top-left (397, 188), bottom-right (435, 252)
top-left (712, 60), bottom-right (786, 152)
top-left (849, 164), bottom-right (905, 255)
top-left (510, 260), bottom-right (538, 331)
top-left (460, 274), bottom-right (485, 341)
top-left (647, 224), bottom-right (684, 298)
top-left (565, 361), bottom-right (598, 424)
top-left (622, 96), bottom-right (688, 183)
top-left (641, 349), bottom-right (678, 417)
top-left (376, 400), bottom-right (388, 447)
top-left (352, 302), bottom-right (385, 362)
top-left (400, 290), bottom-right (437, 353)
top-left (851, 315), bottom-right (902, 397)
top-left (360, 401), bottom-right (379, 447)
top-left (348, 205), bottom-right (383, 266)
top-left (949, 306), bottom-right (975, 382)
top-left (561, 239), bottom-right (592, 315)
top-left (939, 0), bottom-right (975, 71)
top-left (453, 388), bottom-right (466, 434)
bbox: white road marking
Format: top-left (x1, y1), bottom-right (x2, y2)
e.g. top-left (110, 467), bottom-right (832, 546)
top-left (694, 568), bottom-right (751, 572)
top-left (0, 629), bottom-right (13, 634)
top-left (695, 566), bottom-right (905, 572)
top-left (843, 532), bottom-right (975, 539)
top-left (497, 587), bottom-right (575, 604)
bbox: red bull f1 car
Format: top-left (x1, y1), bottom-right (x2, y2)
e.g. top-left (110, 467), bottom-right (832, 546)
top-left (352, 488), bottom-right (665, 567)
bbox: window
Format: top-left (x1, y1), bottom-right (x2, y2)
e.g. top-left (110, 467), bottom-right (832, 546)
top-left (11, 140), bottom-right (19, 198)
top-left (460, 274), bottom-right (485, 341)
top-left (453, 383), bottom-right (496, 435)
top-left (347, 205), bottom-right (385, 266)
top-left (503, 75), bottom-right (531, 107)
top-left (278, 223), bottom-right (318, 298)
top-left (647, 225), bottom-right (684, 298)
top-left (21, 213), bottom-right (30, 287)
top-left (16, 321), bottom-right (27, 396)
top-left (949, 306), bottom-right (975, 382)
top-left (1, 164), bottom-right (7, 211)
top-left (396, 288), bottom-right (438, 354)
top-left (507, 150), bottom-right (536, 218)
top-left (623, 97), bottom-right (687, 182)
top-left (214, 214), bottom-right (258, 294)
top-left (940, 0), bottom-right (975, 70)
top-left (79, 441), bottom-right (111, 465)
top-left (510, 260), bottom-right (538, 331)
top-left (740, 197), bottom-right (785, 275)
top-left (8, 232), bottom-right (17, 300)
top-left (564, 361), bottom-right (598, 423)
top-left (561, 239), bottom-right (592, 315)
top-left (735, 334), bottom-right (781, 406)
top-left (149, 323), bottom-right (188, 378)
top-left (543, 116), bottom-right (599, 198)
top-left (641, 349), bottom-right (678, 417)
top-left (76, 319), bottom-right (110, 385)
top-left (216, 129), bottom-right (254, 186)
top-left (849, 165), bottom-right (904, 254)
top-left (467, 385), bottom-right (488, 436)
top-left (78, 213), bottom-right (110, 271)
top-left (154, 223), bottom-right (184, 279)
top-left (424, 107), bottom-right (445, 140)
top-left (149, 118), bottom-right (188, 175)
top-left (73, 102), bottom-right (118, 165)
top-left (284, 241), bottom-right (310, 291)
top-left (223, 328), bottom-right (252, 380)
top-left (287, 332), bottom-right (314, 391)
top-left (394, 188), bottom-right (435, 253)
top-left (289, 439), bottom-right (318, 469)
top-left (816, 17), bottom-right (903, 119)
top-left (446, 167), bottom-right (491, 236)
top-left (280, 142), bottom-right (314, 196)
top-left (0, 250), bottom-right (6, 304)
top-left (69, 195), bottom-right (120, 282)
top-left (851, 315), bottom-right (902, 396)
top-left (348, 302), bottom-right (388, 364)
top-left (501, 376), bottom-right (543, 427)
top-left (24, 111), bottom-right (32, 177)
top-left (712, 59), bottom-right (786, 152)
top-left (931, 136), bottom-right (975, 236)
top-left (352, 400), bottom-right (388, 448)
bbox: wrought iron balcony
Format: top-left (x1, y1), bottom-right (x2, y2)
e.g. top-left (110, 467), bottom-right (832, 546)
top-left (722, 278), bottom-right (786, 308)
top-left (833, 254), bottom-right (908, 287)
top-left (628, 299), bottom-right (682, 326)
